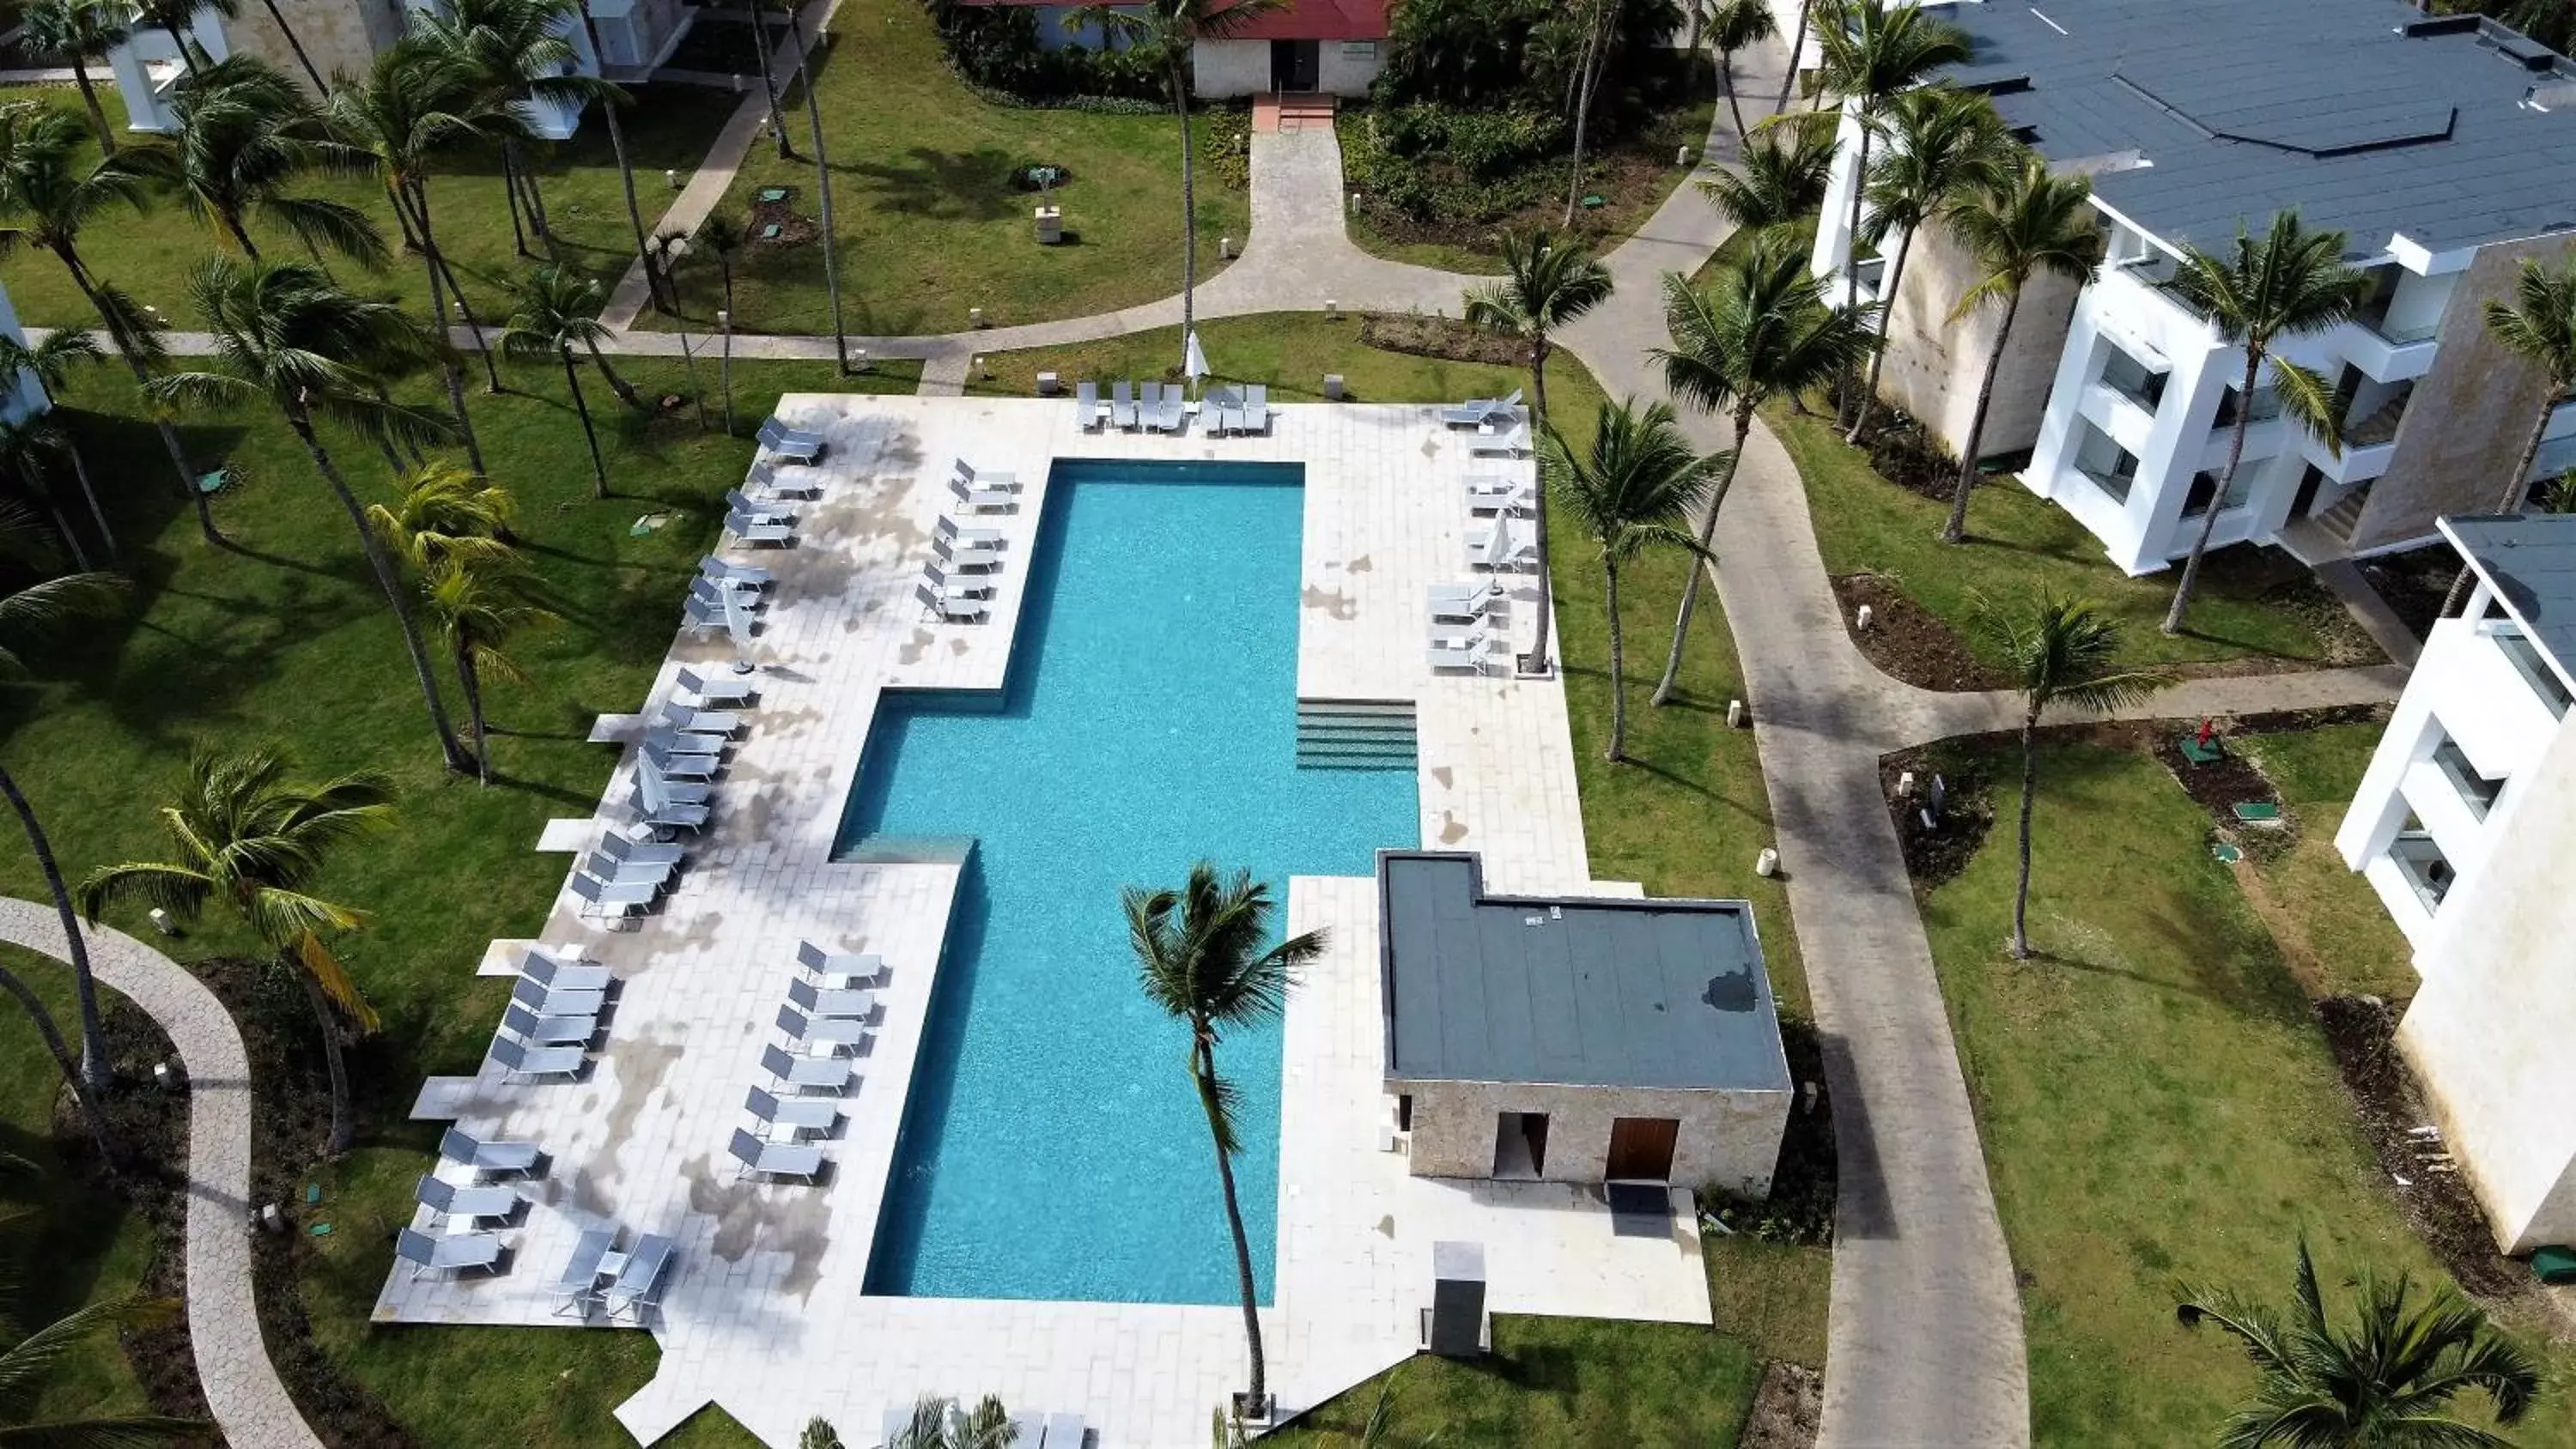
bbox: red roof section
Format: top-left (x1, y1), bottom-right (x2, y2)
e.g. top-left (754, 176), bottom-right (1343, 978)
top-left (958, 0), bottom-right (1389, 39)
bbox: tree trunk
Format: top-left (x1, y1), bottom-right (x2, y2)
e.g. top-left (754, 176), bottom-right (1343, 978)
top-left (583, 333), bottom-right (642, 408)
top-left (287, 406), bottom-right (473, 773)
top-left (396, 187), bottom-right (490, 476)
top-left (783, 2), bottom-right (848, 373)
top-left (2439, 396), bottom-right (2561, 616)
top-left (749, 0), bottom-right (794, 160)
top-left (455, 641), bottom-right (489, 784)
top-left (161, 20), bottom-right (197, 72)
top-left (1941, 283), bottom-right (2022, 543)
top-left (410, 184), bottom-right (503, 396)
top-left (1174, 58), bottom-right (1196, 375)
top-left (1833, 124), bottom-right (1872, 430)
top-left (1652, 397), bottom-right (1755, 705)
top-left (1194, 1037), bottom-right (1266, 1413)
top-left (0, 961), bottom-right (116, 1161)
top-left (1846, 221), bottom-right (1911, 444)
top-left (2010, 708), bottom-right (2036, 959)
top-left (582, 0), bottom-right (665, 317)
top-left (222, 206), bottom-right (263, 261)
top-left (719, 260), bottom-right (738, 433)
top-left (255, 0), bottom-right (327, 92)
top-left (66, 442), bottom-right (116, 559)
top-left (0, 763), bottom-right (111, 1090)
top-left (2161, 349), bottom-right (2262, 634)
top-left (1562, 0), bottom-right (1613, 227)
top-left (1603, 555), bottom-right (1628, 761)
top-left (517, 149), bottom-right (554, 243)
top-left (1722, 49), bottom-right (1748, 144)
top-left (295, 960), bottom-right (355, 1155)
top-left (43, 497), bottom-right (91, 570)
top-left (56, 248), bottom-right (215, 543)
top-left (565, 347), bottom-right (610, 499)
top-left (676, 319), bottom-right (708, 431)
top-left (1774, 0), bottom-right (1809, 113)
top-left (1522, 339), bottom-right (1556, 674)
top-left (70, 64), bottom-right (116, 155)
top-left (501, 148), bottom-right (532, 259)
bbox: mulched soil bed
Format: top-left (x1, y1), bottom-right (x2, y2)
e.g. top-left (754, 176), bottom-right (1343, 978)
top-left (1830, 573), bottom-right (2010, 692)
top-left (1355, 312), bottom-right (1524, 367)
top-left (1736, 1361), bottom-right (1823, 1449)
top-left (1357, 140), bottom-right (1687, 258)
top-left (742, 185), bottom-right (820, 252)
top-left (1878, 741), bottom-right (1998, 892)
top-left (2356, 543), bottom-right (2456, 644)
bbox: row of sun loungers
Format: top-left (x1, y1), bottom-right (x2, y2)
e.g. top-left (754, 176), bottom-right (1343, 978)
top-left (392, 1129), bottom-right (555, 1280)
top-left (728, 941), bottom-right (891, 1184)
top-left (1198, 383), bottom-right (1271, 436)
top-left (546, 1227), bottom-right (676, 1322)
top-left (1072, 379), bottom-right (1268, 437)
top-left (921, 472), bottom-right (1009, 621)
top-left (486, 947), bottom-right (617, 1080)
top-left (756, 416), bottom-right (826, 464)
top-left (729, 422), bottom-right (825, 546)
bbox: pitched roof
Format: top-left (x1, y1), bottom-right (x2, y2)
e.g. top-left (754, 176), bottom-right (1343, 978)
top-left (2442, 514), bottom-right (2576, 685)
top-left (951, 0), bottom-right (1390, 39)
top-left (1932, 0), bottom-right (2576, 257)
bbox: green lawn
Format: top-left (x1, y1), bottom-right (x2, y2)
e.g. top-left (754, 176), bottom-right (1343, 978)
top-left (969, 312), bottom-right (1536, 406)
top-left (650, 0), bottom-right (1247, 338)
top-left (1770, 403), bottom-right (2366, 674)
top-left (2233, 721), bottom-right (2417, 1001)
top-left (0, 80), bottom-right (740, 330)
top-left (1924, 737), bottom-right (2576, 1446)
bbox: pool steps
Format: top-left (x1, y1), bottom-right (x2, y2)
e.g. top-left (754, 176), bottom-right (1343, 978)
top-left (1295, 699), bottom-right (1418, 771)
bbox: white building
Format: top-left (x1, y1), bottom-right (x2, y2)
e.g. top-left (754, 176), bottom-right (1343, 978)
top-left (1812, 0), bottom-right (2576, 576)
top-left (0, 277), bottom-right (51, 424)
top-left (2336, 514), bottom-right (2576, 1254)
top-left (954, 0), bottom-right (1387, 98)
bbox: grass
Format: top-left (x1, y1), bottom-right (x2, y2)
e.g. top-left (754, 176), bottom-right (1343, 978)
top-left (1769, 402), bottom-right (2356, 673)
top-left (968, 312), bottom-right (1528, 405)
top-left (2232, 721), bottom-right (2419, 1000)
top-left (0, 80), bottom-right (741, 330)
top-left (1923, 737), bottom-right (2576, 1446)
top-left (651, 0), bottom-right (1247, 337)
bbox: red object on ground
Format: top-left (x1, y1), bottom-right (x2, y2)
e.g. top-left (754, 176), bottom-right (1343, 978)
top-left (2196, 718), bottom-right (2215, 748)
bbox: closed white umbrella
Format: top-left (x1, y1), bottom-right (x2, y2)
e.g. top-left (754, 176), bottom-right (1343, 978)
top-left (636, 753), bottom-right (669, 815)
top-left (1182, 330), bottom-right (1209, 399)
top-left (722, 586), bottom-right (756, 670)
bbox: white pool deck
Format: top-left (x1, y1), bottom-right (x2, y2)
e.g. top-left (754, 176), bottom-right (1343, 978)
top-left (375, 396), bottom-right (1713, 1448)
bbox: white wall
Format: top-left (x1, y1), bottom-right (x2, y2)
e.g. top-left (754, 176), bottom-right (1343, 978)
top-left (0, 279), bottom-right (52, 426)
top-left (1316, 39), bottom-right (1382, 96)
top-left (1191, 37), bottom-right (1271, 98)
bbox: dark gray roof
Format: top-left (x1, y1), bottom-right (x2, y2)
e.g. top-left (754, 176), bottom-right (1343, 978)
top-left (1935, 0), bottom-right (2576, 256)
top-left (1377, 852), bottom-right (1789, 1092)
top-left (2442, 514), bottom-right (2576, 681)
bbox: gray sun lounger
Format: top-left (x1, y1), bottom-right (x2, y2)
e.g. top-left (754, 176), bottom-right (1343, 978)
top-left (489, 1034), bottom-right (586, 1081)
top-left (1076, 379), bottom-right (1104, 430)
top-left (440, 1127), bottom-right (543, 1178)
top-left (502, 1000), bottom-right (598, 1047)
top-left (570, 871), bottom-right (661, 919)
top-left (723, 488), bottom-right (794, 527)
top-left (641, 804), bottom-right (711, 835)
top-left (1470, 421), bottom-right (1532, 457)
top-left (690, 575), bottom-right (764, 614)
top-left (756, 417), bottom-right (824, 461)
top-left (797, 940), bottom-right (886, 984)
top-left (1429, 582), bottom-right (1500, 623)
top-left (746, 462), bottom-right (823, 500)
top-left (761, 1043), bottom-right (854, 1094)
top-left (1439, 387), bottom-right (1522, 427)
top-left (680, 595), bottom-right (726, 639)
top-left (656, 703), bottom-right (744, 737)
top-left (698, 555), bottom-right (773, 591)
top-left (933, 533), bottom-right (1005, 573)
top-left (582, 847), bottom-right (675, 888)
top-left (1239, 383), bottom-right (1270, 435)
top-left (922, 562), bottom-right (994, 601)
top-left (396, 1226), bottom-right (503, 1279)
top-left (675, 667), bottom-right (756, 707)
top-left (630, 773), bottom-right (714, 806)
top-left (1044, 1411), bottom-right (1090, 1448)
top-left (641, 744), bottom-right (720, 782)
top-left (746, 1086), bottom-right (841, 1136)
top-left (948, 475), bottom-right (1017, 513)
top-left (522, 948), bottom-right (613, 993)
top-left (1156, 385), bottom-right (1187, 433)
top-left (786, 976), bottom-right (877, 1020)
top-left (603, 1233), bottom-right (677, 1322)
top-left (417, 1173), bottom-right (524, 1225)
top-left (597, 831), bottom-right (686, 870)
top-left (644, 724), bottom-right (728, 756)
top-left (776, 1004), bottom-right (873, 1052)
top-left (954, 459), bottom-right (1019, 490)
top-left (726, 512), bottom-right (796, 546)
top-left (1135, 380), bottom-right (1163, 427)
top-left (550, 1226), bottom-right (617, 1317)
top-left (1011, 1411), bottom-right (1046, 1449)
top-left (512, 976), bottom-right (606, 1018)
top-left (1111, 379), bottom-right (1139, 430)
top-left (728, 1127), bottom-right (825, 1183)
top-left (917, 580), bottom-right (988, 623)
top-left (936, 514), bottom-right (1005, 550)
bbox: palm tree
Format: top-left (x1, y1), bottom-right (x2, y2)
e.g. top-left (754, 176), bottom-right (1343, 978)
top-left (882, 1395), bottom-right (1015, 1449)
top-left (0, 1294), bottom-right (200, 1441)
top-left (1463, 229), bottom-right (1613, 675)
top-left (367, 458), bottom-right (514, 570)
top-left (1126, 863), bottom-right (1327, 1418)
top-left (1939, 153), bottom-right (2099, 543)
top-left (1699, 124), bottom-right (1832, 237)
top-left (0, 329), bottom-right (115, 558)
top-left (776, 0), bottom-right (846, 369)
top-left (1078, 0), bottom-right (1285, 375)
top-left (171, 54), bottom-right (386, 267)
top-left (702, 212), bottom-right (747, 429)
top-left (1814, 0), bottom-right (1970, 330)
top-left (0, 419), bottom-right (98, 569)
top-left (0, 100), bottom-right (216, 543)
top-left (20, 0), bottom-right (129, 155)
top-left (421, 555), bottom-right (556, 782)
top-left (131, 0), bottom-right (235, 75)
top-left (83, 748), bottom-right (394, 1153)
top-left (2160, 210), bottom-right (2367, 634)
top-left (501, 264), bottom-right (626, 495)
top-left (1560, 0), bottom-right (1620, 226)
top-left (2442, 249), bottom-right (2576, 614)
top-left (1544, 400), bottom-right (1726, 760)
top-left (1705, 0), bottom-right (1777, 142)
top-left (1979, 591), bottom-right (2169, 959)
top-left (151, 256), bottom-right (472, 773)
top-left (2178, 1238), bottom-right (2543, 1447)
top-left (574, 0), bottom-right (661, 314)
top-left (417, 0), bottom-right (623, 260)
top-left (1844, 85), bottom-right (2005, 443)
top-left (1649, 231), bottom-right (1878, 704)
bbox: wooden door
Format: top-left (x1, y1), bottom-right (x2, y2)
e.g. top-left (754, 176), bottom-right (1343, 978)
top-left (1605, 1117), bottom-right (1680, 1181)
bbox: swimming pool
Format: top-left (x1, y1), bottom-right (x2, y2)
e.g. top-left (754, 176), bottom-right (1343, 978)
top-left (841, 459), bottom-right (1419, 1307)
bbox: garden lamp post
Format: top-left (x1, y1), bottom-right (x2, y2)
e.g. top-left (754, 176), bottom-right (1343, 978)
top-left (717, 307), bottom-right (735, 435)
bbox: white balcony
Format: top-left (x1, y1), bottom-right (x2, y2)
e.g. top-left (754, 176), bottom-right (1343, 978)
top-left (2336, 316), bottom-right (2441, 384)
top-left (2300, 431), bottom-right (2397, 486)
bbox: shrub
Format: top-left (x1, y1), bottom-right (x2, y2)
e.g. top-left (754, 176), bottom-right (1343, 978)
top-left (921, 0), bottom-right (1169, 104)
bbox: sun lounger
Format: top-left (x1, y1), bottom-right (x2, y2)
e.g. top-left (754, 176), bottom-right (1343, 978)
top-left (723, 488), bottom-right (794, 527)
top-left (1077, 379), bottom-right (1104, 431)
top-left (1240, 383), bottom-right (1270, 435)
top-left (756, 417), bottom-right (823, 462)
top-left (786, 976), bottom-right (877, 1020)
top-left (954, 459), bottom-right (1020, 491)
top-left (550, 1227), bottom-right (617, 1317)
top-left (512, 976), bottom-right (607, 1018)
top-left (641, 744), bottom-right (720, 782)
top-left (1203, 385), bottom-right (1239, 434)
top-left (1428, 630), bottom-right (1490, 673)
top-left (690, 574), bottom-right (765, 614)
top-left (922, 563), bottom-right (995, 601)
top-left (933, 533), bottom-right (1005, 573)
top-left (728, 1127), bottom-right (826, 1183)
top-left (644, 722), bottom-right (729, 754)
top-left (640, 803), bottom-right (710, 834)
top-left (699, 556), bottom-right (773, 591)
top-left (676, 667), bottom-right (756, 707)
top-left (395, 1226), bottom-right (503, 1279)
top-left (936, 514), bottom-right (1005, 550)
top-left (502, 1001), bottom-right (598, 1047)
top-left (1465, 471), bottom-right (1532, 502)
top-left (656, 704), bottom-right (744, 737)
top-left (489, 1034), bottom-right (586, 1081)
top-left (1111, 380), bottom-right (1139, 430)
top-left (582, 846), bottom-right (675, 888)
top-left (440, 1127), bottom-right (543, 1178)
top-left (777, 1004), bottom-right (874, 1053)
top-left (760, 1042), bottom-right (855, 1094)
top-left (521, 949), bottom-right (611, 994)
top-left (1429, 583), bottom-right (1498, 623)
top-left (603, 1233), bottom-right (676, 1321)
top-left (417, 1173), bottom-right (524, 1225)
top-left (570, 870), bottom-right (661, 919)
top-left (746, 1086), bottom-right (841, 1137)
top-left (627, 779), bottom-right (714, 815)
top-left (1011, 1411), bottom-right (1046, 1449)
top-left (797, 940), bottom-right (885, 986)
top-left (746, 461), bottom-right (822, 500)
top-left (679, 595), bottom-right (725, 639)
top-left (917, 580), bottom-right (988, 623)
top-left (1439, 388), bottom-right (1520, 427)
top-left (1044, 1411), bottom-right (1090, 1448)
top-left (1156, 385), bottom-right (1187, 433)
top-left (597, 833), bottom-right (685, 874)
top-left (1470, 420), bottom-right (1532, 458)
top-left (726, 511), bottom-right (795, 546)
top-left (1467, 518), bottom-right (1537, 571)
top-left (948, 475), bottom-right (1017, 513)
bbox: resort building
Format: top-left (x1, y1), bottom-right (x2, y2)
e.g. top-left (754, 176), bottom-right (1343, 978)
top-left (1811, 0), bottom-right (2576, 576)
top-left (966, 0), bottom-right (1388, 96)
top-left (2336, 513), bottom-right (2576, 1254)
top-left (0, 278), bottom-right (47, 423)
top-left (1378, 852), bottom-right (1791, 1196)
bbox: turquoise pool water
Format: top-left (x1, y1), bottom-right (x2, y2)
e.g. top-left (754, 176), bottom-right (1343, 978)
top-left (842, 460), bottom-right (1419, 1306)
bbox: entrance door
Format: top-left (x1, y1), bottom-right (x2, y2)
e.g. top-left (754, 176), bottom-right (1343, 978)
top-left (2290, 463), bottom-right (2329, 520)
top-left (1271, 39), bottom-right (1321, 92)
top-left (1492, 1111), bottom-right (1550, 1179)
top-left (1605, 1117), bottom-right (1680, 1181)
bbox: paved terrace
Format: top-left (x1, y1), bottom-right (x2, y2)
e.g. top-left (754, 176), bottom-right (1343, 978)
top-left (376, 395), bottom-right (1710, 1448)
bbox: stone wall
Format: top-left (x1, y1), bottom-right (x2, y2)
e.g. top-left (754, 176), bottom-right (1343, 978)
top-left (1875, 222), bottom-right (2085, 462)
top-left (232, 0), bottom-right (404, 91)
top-left (1396, 1076), bottom-right (1790, 1198)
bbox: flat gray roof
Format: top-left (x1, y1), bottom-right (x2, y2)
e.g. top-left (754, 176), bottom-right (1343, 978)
top-left (1935, 0), bottom-right (2576, 256)
top-left (2442, 514), bottom-right (2576, 682)
top-left (1377, 852), bottom-right (1789, 1092)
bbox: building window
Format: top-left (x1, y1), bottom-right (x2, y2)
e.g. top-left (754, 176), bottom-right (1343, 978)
top-left (2430, 737), bottom-right (2503, 818)
top-left (2099, 345), bottom-right (2167, 412)
top-left (2492, 626), bottom-right (2574, 719)
top-left (2388, 827), bottom-right (2454, 914)
top-left (2073, 421), bottom-right (2138, 504)
top-left (2213, 384), bottom-right (2281, 428)
top-left (2181, 468), bottom-right (2255, 518)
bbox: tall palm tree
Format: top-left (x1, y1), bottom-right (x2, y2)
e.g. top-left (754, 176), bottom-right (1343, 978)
top-left (421, 555), bottom-right (557, 783)
top-left (1705, 0), bottom-right (1777, 142)
top-left (776, 0), bottom-right (846, 369)
top-left (1125, 863), bottom-right (1327, 1418)
top-left (2443, 248), bottom-right (2576, 614)
top-left (745, 0), bottom-right (794, 160)
top-left (1649, 232), bottom-right (1879, 704)
top-left (1844, 85), bottom-right (2005, 443)
top-left (416, 0), bottom-right (623, 260)
top-left (1699, 123), bottom-right (1832, 237)
top-left (1815, 0), bottom-right (1970, 327)
top-left (574, 0), bottom-right (661, 314)
top-left (0, 1294), bottom-right (199, 1441)
top-left (1543, 400), bottom-right (1725, 761)
top-left (131, 0), bottom-right (236, 75)
top-left (0, 419), bottom-right (97, 569)
top-left (171, 54), bottom-right (387, 267)
top-left (0, 329), bottom-right (115, 558)
top-left (0, 100), bottom-right (216, 543)
top-left (1979, 591), bottom-right (2168, 960)
top-left (1463, 229), bottom-right (1614, 675)
top-left (1939, 153), bottom-right (2099, 543)
top-left (501, 264), bottom-right (624, 495)
top-left (1560, 0), bottom-right (1620, 226)
top-left (367, 458), bottom-right (514, 570)
top-left (19, 0), bottom-right (129, 155)
top-left (2178, 1238), bottom-right (2543, 1447)
top-left (2160, 210), bottom-right (2366, 634)
top-left (1078, 0), bottom-right (1285, 375)
top-left (150, 256), bottom-right (472, 773)
top-left (82, 748), bottom-right (395, 1153)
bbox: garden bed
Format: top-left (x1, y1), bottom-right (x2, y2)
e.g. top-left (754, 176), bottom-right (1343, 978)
top-left (1356, 312), bottom-right (1524, 368)
top-left (2355, 543), bottom-right (2456, 642)
top-left (1735, 1361), bottom-right (1821, 1449)
top-left (1878, 741), bottom-right (1997, 891)
top-left (1829, 573), bottom-right (2008, 692)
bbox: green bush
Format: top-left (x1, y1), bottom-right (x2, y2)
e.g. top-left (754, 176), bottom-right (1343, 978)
top-left (921, 0), bottom-right (1169, 104)
top-left (1376, 0), bottom-right (1689, 129)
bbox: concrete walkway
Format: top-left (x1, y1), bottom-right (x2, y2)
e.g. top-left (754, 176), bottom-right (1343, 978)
top-left (0, 899), bottom-right (325, 1449)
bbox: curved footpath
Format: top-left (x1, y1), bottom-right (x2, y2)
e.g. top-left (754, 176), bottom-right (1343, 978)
top-left (0, 897), bottom-right (325, 1449)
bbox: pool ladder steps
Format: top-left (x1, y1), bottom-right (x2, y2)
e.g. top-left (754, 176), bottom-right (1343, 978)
top-left (1296, 699), bottom-right (1418, 771)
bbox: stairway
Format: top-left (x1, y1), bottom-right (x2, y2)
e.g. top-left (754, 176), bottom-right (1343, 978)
top-left (2314, 485), bottom-right (2368, 543)
top-left (1296, 699), bottom-right (1418, 771)
top-left (1254, 92), bottom-right (1339, 134)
